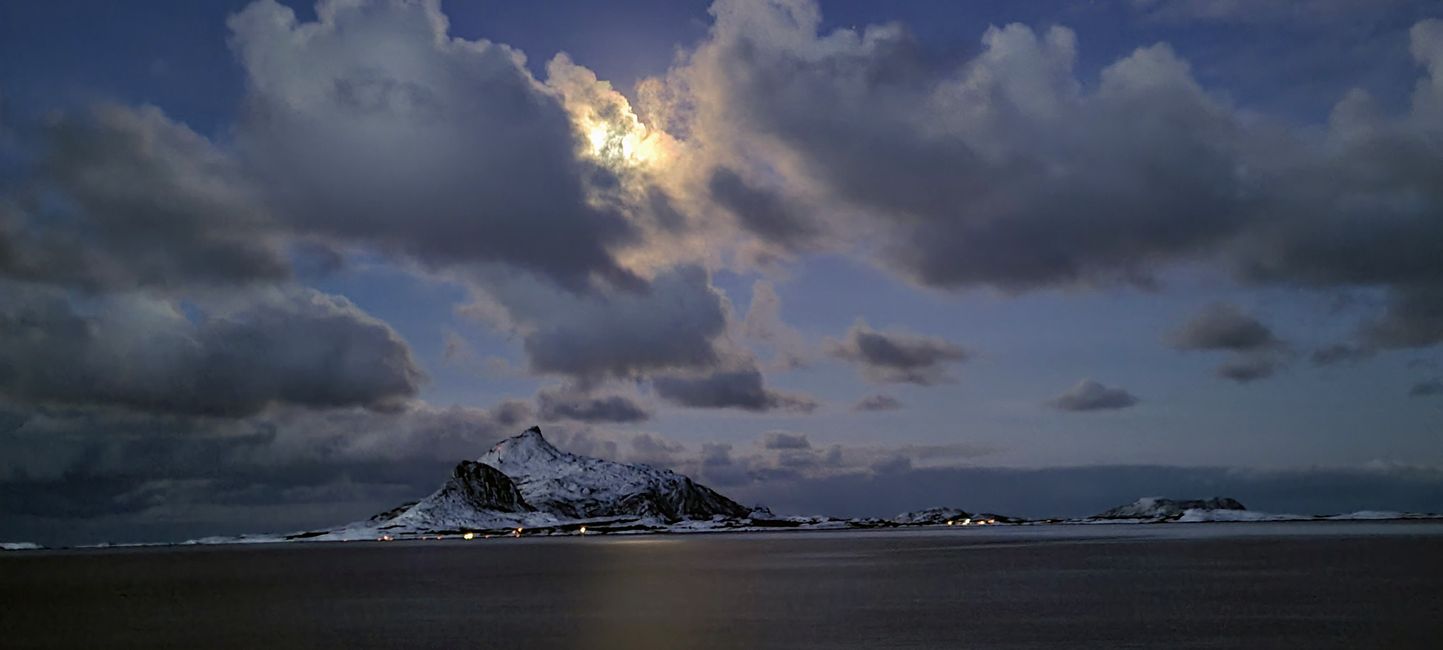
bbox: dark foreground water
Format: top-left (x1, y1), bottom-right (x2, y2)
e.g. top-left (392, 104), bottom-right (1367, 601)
top-left (3, 523), bottom-right (1442, 649)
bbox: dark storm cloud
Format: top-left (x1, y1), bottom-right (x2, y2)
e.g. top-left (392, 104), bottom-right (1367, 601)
top-left (1047, 379), bottom-right (1139, 412)
top-left (629, 433), bottom-right (686, 467)
top-left (227, 0), bottom-right (639, 290)
top-left (1363, 287), bottom-right (1443, 349)
top-left (1410, 379), bottom-right (1443, 397)
top-left (707, 167), bottom-right (818, 250)
top-left (1311, 343), bottom-right (1372, 366)
top-left (536, 386), bottom-right (651, 423)
top-left (652, 369), bottom-right (817, 412)
top-left (1168, 303), bottom-right (1289, 383)
top-left (504, 266), bottom-right (730, 382)
top-left (1168, 303), bottom-right (1280, 351)
top-left (827, 322), bottom-right (969, 385)
top-left (0, 283), bottom-right (420, 416)
top-left (0, 105), bottom-right (288, 290)
top-left (761, 431), bottom-right (811, 450)
top-left (1216, 355), bottom-right (1280, 383)
top-left (852, 394), bottom-right (902, 412)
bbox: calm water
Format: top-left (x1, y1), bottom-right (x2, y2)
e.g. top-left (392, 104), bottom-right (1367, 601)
top-left (3, 523), bottom-right (1442, 648)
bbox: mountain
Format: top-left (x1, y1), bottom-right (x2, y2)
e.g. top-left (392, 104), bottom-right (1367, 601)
top-left (478, 427), bottom-right (751, 521)
top-left (892, 507), bottom-right (971, 525)
top-left (1, 542), bottom-right (42, 551)
top-left (320, 426), bottom-right (751, 539)
top-left (1092, 497), bottom-right (1247, 521)
top-left (378, 459), bottom-right (557, 532)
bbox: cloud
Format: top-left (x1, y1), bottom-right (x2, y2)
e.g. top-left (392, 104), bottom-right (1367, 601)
top-left (1169, 303), bottom-right (1289, 382)
top-left (0, 105), bottom-right (288, 291)
top-left (1410, 379), bottom-right (1443, 397)
top-left (1168, 302), bottom-right (1280, 351)
top-left (0, 282), bottom-right (421, 417)
top-left (470, 265), bottom-right (729, 383)
top-left (227, 0), bottom-right (638, 290)
top-left (853, 394), bottom-right (902, 412)
top-left (1362, 287), bottom-right (1443, 349)
top-left (761, 431), bottom-right (811, 450)
top-left (629, 433), bottom-right (686, 467)
top-left (536, 386), bottom-right (651, 423)
top-left (1311, 343), bottom-right (1373, 366)
top-left (647, 2), bottom-right (1443, 350)
top-left (655, 5), bottom-right (1251, 290)
top-left (1215, 355), bottom-right (1281, 383)
top-left (741, 279), bottom-right (810, 370)
top-left (707, 167), bottom-right (819, 250)
top-left (826, 321), bottom-right (969, 385)
top-left (653, 368), bottom-right (817, 412)
top-left (1047, 379), bottom-right (1139, 412)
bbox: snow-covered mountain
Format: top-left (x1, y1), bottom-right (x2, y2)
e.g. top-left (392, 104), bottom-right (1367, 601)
top-left (311, 426), bottom-right (752, 539)
top-left (378, 459), bottom-right (560, 532)
top-left (892, 507), bottom-right (972, 525)
top-left (1091, 497), bottom-right (1247, 521)
top-left (478, 427), bottom-right (750, 521)
top-left (1, 541), bottom-right (42, 551)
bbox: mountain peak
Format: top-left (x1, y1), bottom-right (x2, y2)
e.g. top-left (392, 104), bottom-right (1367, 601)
top-left (482, 426), bottom-right (563, 466)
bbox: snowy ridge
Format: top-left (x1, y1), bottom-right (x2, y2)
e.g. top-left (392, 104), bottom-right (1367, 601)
top-left (381, 460), bottom-right (559, 532)
top-left (478, 427), bottom-right (751, 521)
top-left (892, 507), bottom-right (971, 525)
top-left (1091, 497), bottom-right (1247, 521)
top-left (2, 541), bottom-right (42, 551)
top-left (263, 426), bottom-right (755, 541)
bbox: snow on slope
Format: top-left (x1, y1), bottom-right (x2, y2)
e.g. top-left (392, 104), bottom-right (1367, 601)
top-left (1093, 497), bottom-right (1247, 521)
top-left (478, 427), bottom-right (751, 521)
top-left (272, 426), bottom-right (754, 541)
top-left (381, 460), bottom-right (559, 532)
top-left (1, 541), bottom-right (42, 551)
top-left (892, 507), bottom-right (971, 525)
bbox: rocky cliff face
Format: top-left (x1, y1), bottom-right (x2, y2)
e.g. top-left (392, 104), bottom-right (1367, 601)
top-left (379, 459), bottom-right (548, 532)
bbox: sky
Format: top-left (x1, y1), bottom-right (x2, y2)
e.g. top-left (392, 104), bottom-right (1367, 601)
top-left (2, 0), bottom-right (1442, 546)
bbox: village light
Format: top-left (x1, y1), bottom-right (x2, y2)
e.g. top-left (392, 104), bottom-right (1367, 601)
top-left (463, 532), bottom-right (475, 540)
